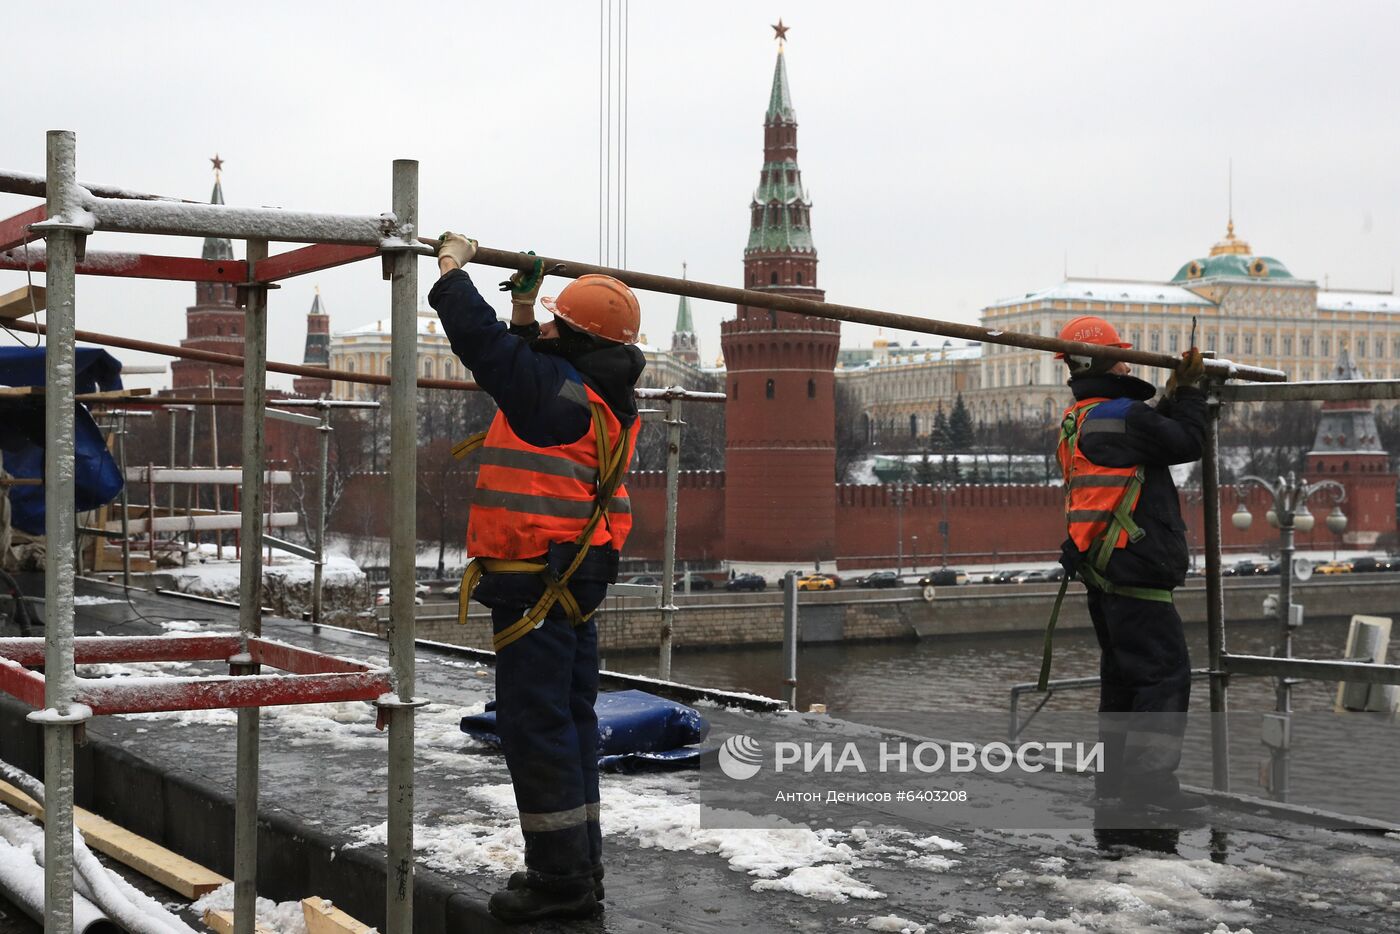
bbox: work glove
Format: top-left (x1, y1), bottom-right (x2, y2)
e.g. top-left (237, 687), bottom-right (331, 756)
top-left (1166, 348), bottom-right (1206, 397)
top-left (499, 251), bottom-right (545, 306)
top-left (437, 231), bottom-right (477, 268)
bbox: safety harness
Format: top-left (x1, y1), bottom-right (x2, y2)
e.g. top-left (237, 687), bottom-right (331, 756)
top-left (1037, 402), bottom-right (1172, 690)
top-left (453, 401), bottom-right (633, 652)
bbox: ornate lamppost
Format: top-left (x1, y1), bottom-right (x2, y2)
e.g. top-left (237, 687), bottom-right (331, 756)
top-left (1231, 471), bottom-right (1347, 799)
top-left (892, 482), bottom-right (913, 576)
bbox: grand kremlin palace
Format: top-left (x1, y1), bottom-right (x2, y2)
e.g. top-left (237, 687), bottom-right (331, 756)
top-left (844, 221), bottom-right (1400, 438)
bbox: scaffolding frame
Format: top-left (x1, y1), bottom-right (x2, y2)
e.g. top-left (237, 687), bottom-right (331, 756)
top-left (1, 130), bottom-right (1384, 931)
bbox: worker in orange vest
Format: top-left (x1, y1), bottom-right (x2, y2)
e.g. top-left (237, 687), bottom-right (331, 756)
top-left (430, 234), bottom-right (644, 922)
top-left (1049, 314), bottom-right (1207, 814)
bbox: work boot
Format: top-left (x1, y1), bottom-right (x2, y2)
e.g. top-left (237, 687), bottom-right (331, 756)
top-left (508, 866), bottom-right (605, 901)
top-left (487, 883), bottom-right (599, 924)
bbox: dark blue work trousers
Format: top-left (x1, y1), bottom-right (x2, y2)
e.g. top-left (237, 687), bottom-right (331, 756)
top-left (479, 571), bottom-right (608, 893)
top-left (1087, 587), bottom-right (1192, 798)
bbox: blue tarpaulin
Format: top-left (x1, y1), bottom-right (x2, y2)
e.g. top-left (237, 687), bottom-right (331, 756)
top-left (0, 346), bottom-right (125, 534)
top-left (461, 689), bottom-right (712, 771)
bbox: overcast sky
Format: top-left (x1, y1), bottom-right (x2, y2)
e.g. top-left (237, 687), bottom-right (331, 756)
top-left (4, 1), bottom-right (1399, 390)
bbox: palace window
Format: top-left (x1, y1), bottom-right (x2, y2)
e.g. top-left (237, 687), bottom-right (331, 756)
top-left (1357, 339), bottom-right (1366, 358)
top-left (1322, 336), bottom-right (1331, 357)
top-left (1244, 335), bottom-right (1254, 354)
top-left (1302, 336), bottom-right (1311, 356)
top-left (770, 271), bottom-right (779, 285)
top-left (1149, 331), bottom-right (1161, 352)
top-left (1169, 331), bottom-right (1179, 353)
top-left (1226, 334), bottom-right (1236, 354)
top-left (796, 271), bottom-right (803, 285)
top-left (1263, 335), bottom-right (1273, 354)
top-left (1377, 339), bottom-right (1386, 359)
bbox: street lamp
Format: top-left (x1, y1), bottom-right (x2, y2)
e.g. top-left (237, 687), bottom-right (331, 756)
top-left (1231, 471), bottom-right (1347, 801)
top-left (911, 534), bottom-right (919, 574)
top-left (893, 483), bottom-right (911, 576)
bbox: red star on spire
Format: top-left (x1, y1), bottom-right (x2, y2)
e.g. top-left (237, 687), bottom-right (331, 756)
top-left (210, 153), bottom-right (224, 174)
top-left (772, 19), bottom-right (789, 43)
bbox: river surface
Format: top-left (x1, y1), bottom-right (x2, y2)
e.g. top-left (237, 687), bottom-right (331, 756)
top-left (603, 615), bottom-right (1355, 715)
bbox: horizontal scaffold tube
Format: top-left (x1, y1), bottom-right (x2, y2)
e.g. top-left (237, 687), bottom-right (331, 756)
top-left (2, 319), bottom-right (727, 403)
top-left (436, 242), bottom-right (1288, 383)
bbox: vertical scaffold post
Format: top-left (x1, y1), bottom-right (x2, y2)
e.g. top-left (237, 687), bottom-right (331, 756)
top-left (658, 392), bottom-right (683, 680)
top-left (384, 159), bottom-right (421, 934)
top-left (34, 127), bottom-right (87, 934)
top-left (233, 239), bottom-right (269, 934)
top-left (312, 402), bottom-right (331, 631)
top-left (782, 571), bottom-right (799, 709)
top-left (1201, 383), bottom-right (1230, 792)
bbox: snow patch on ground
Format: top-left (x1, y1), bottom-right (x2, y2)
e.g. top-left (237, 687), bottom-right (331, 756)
top-left (979, 855), bottom-right (1280, 933)
top-left (193, 882), bottom-right (308, 934)
top-left (159, 619), bottom-right (204, 632)
top-left (73, 595), bottom-right (123, 605)
top-left (866, 916), bottom-right (926, 934)
top-left (750, 864), bottom-right (884, 902)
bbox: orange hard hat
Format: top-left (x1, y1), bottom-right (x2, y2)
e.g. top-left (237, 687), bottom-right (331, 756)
top-left (541, 275), bottom-right (641, 344)
top-left (1054, 315), bottom-right (1130, 359)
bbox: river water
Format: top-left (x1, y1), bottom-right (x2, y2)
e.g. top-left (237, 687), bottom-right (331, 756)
top-left (603, 614), bottom-right (1355, 715)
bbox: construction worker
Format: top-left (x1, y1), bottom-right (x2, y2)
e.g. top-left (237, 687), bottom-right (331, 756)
top-left (1051, 314), bottom-right (1207, 813)
top-left (429, 234), bottom-right (644, 922)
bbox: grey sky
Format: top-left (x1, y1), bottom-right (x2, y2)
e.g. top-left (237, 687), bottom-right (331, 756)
top-left (4, 1), bottom-right (1398, 390)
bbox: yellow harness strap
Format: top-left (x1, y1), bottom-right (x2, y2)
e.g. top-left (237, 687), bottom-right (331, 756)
top-left (455, 403), bottom-right (633, 652)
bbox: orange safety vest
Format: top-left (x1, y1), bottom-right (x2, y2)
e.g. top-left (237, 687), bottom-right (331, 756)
top-left (467, 382), bottom-right (636, 560)
top-left (1057, 398), bottom-right (1144, 556)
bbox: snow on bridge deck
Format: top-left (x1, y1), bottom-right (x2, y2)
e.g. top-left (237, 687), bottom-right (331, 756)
top-left (6, 580), bottom-right (1395, 934)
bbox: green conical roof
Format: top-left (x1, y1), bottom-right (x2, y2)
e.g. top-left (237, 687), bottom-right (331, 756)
top-left (675, 266), bottom-right (695, 333)
top-left (766, 48), bottom-right (794, 123)
top-left (202, 175), bottom-right (234, 262)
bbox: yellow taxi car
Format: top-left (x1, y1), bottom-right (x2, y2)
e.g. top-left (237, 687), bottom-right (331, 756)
top-left (1315, 560), bottom-right (1354, 575)
top-left (795, 574), bottom-right (837, 591)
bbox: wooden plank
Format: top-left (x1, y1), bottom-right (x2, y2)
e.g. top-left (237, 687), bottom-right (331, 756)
top-left (0, 386), bottom-right (38, 397)
top-left (75, 387), bottom-right (153, 401)
top-left (0, 779), bottom-right (230, 899)
top-left (124, 467), bottom-right (293, 485)
top-left (203, 909), bottom-right (276, 934)
top-left (103, 510), bottom-right (300, 533)
top-left (302, 897), bottom-right (377, 934)
top-left (0, 284), bottom-right (45, 320)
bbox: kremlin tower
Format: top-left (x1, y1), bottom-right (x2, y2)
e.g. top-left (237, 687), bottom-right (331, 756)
top-left (170, 156), bottom-right (245, 391)
top-left (720, 26), bottom-right (841, 567)
top-left (292, 287), bottom-right (333, 397)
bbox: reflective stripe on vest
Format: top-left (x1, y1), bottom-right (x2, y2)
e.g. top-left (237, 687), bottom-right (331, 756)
top-left (467, 381), bottom-right (636, 560)
top-left (1058, 398), bottom-right (1141, 554)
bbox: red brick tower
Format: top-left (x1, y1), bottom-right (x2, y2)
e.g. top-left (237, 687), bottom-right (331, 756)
top-left (721, 37), bottom-right (840, 566)
top-left (171, 157), bottom-right (244, 391)
top-left (292, 287), bottom-right (333, 398)
top-left (1306, 349), bottom-right (1397, 547)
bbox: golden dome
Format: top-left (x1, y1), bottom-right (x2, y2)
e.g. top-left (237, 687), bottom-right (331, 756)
top-left (1209, 219), bottom-right (1252, 256)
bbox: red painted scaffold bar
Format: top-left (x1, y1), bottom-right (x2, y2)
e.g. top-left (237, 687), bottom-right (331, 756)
top-left (0, 206), bottom-right (47, 252)
top-left (254, 243), bottom-right (378, 282)
top-left (0, 245), bottom-right (247, 283)
top-left (0, 636), bottom-right (392, 715)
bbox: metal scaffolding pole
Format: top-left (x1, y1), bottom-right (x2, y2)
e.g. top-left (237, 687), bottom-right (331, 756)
top-left (381, 159), bottom-right (423, 934)
top-left (233, 239), bottom-right (269, 934)
top-left (658, 392), bottom-right (684, 679)
top-left (313, 404), bottom-right (332, 631)
top-left (1201, 384), bottom-right (1230, 792)
top-left (32, 127), bottom-right (85, 934)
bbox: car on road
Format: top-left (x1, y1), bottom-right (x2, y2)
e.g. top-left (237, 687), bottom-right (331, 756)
top-left (1255, 560), bottom-right (1281, 576)
top-left (918, 568), bottom-right (968, 587)
top-left (415, 582), bottom-right (431, 597)
top-left (1012, 567), bottom-right (1064, 584)
top-left (1350, 556), bottom-right (1393, 573)
top-left (374, 588), bottom-right (423, 607)
top-left (1222, 560), bottom-right (1261, 577)
top-left (1315, 560), bottom-right (1354, 575)
top-left (815, 573), bottom-right (843, 589)
top-left (725, 573), bottom-right (766, 592)
top-left (796, 574), bottom-right (837, 592)
top-left (674, 574), bottom-right (716, 591)
top-left (985, 569), bottom-right (1025, 584)
top-left (621, 574), bottom-right (664, 587)
top-left (856, 570), bottom-right (900, 588)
